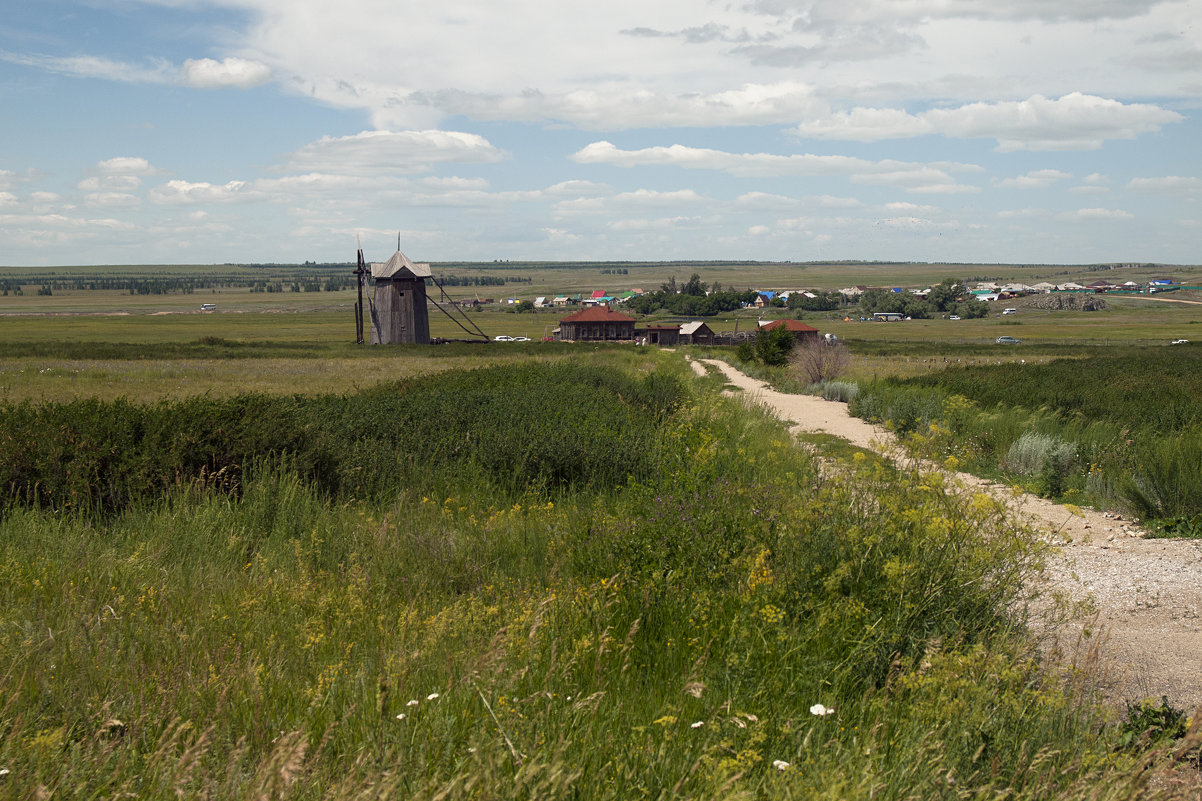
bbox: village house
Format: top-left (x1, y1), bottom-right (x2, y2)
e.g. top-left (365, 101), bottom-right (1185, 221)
top-left (556, 306), bottom-right (636, 342)
top-left (758, 318), bottom-right (820, 341)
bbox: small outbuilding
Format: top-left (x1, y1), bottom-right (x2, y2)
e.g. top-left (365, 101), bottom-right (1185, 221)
top-left (641, 324), bottom-right (681, 346)
top-left (557, 306), bottom-right (636, 342)
top-left (679, 321), bottom-right (714, 345)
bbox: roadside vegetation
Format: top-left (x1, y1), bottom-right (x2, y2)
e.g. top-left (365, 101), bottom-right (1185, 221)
top-left (4, 351), bottom-right (1198, 798)
top-left (724, 334), bottom-right (1202, 534)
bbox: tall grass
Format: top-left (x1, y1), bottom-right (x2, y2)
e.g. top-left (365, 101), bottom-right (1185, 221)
top-left (0, 357), bottom-right (1188, 798)
top-left (838, 348), bottom-right (1202, 522)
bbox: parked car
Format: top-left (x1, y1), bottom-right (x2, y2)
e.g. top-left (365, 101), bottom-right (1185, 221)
top-left (512, 336), bottom-right (531, 342)
top-left (1002, 308), bottom-right (1017, 315)
top-left (948, 315), bottom-right (960, 320)
top-left (995, 335), bottom-right (1021, 344)
top-left (493, 335), bottom-right (514, 342)
top-left (1171, 339), bottom-right (1190, 345)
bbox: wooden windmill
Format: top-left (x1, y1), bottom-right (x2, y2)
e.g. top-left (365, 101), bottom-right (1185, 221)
top-left (354, 238), bottom-right (488, 345)
top-left (369, 246), bottom-right (433, 344)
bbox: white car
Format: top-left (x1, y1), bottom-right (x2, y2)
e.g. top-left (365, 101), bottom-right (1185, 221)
top-left (493, 335), bottom-right (514, 342)
top-left (512, 336), bottom-right (531, 342)
top-left (1171, 339), bottom-right (1189, 345)
top-left (948, 315), bottom-right (960, 320)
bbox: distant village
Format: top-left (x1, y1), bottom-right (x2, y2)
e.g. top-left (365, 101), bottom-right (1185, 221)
top-left (453, 276), bottom-right (1194, 344)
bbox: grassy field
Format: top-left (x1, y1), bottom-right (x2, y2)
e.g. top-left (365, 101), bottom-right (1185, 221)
top-left (3, 263), bottom-right (1202, 796)
top-left (4, 351), bottom-right (1199, 799)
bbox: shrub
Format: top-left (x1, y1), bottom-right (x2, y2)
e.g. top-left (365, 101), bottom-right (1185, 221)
top-left (789, 338), bottom-right (850, 385)
top-left (815, 381), bottom-right (859, 403)
top-left (1004, 432), bottom-right (1077, 477)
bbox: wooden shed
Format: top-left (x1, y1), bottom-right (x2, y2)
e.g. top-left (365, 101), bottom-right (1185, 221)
top-left (679, 321), bottom-right (714, 345)
top-left (641, 324), bottom-right (680, 346)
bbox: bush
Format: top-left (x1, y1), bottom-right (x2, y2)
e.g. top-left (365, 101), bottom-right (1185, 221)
top-left (0, 362), bottom-right (687, 516)
top-left (1004, 432), bottom-right (1077, 477)
top-left (789, 338), bottom-right (850, 385)
top-left (814, 381), bottom-right (859, 403)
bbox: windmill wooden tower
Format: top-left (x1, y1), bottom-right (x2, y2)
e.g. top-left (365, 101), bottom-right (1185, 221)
top-left (368, 247), bottom-right (432, 345)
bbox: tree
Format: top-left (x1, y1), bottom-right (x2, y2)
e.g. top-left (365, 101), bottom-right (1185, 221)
top-left (681, 273), bottom-right (707, 297)
top-left (927, 278), bottom-right (963, 312)
top-left (515, 300), bottom-right (535, 313)
top-left (661, 275), bottom-right (678, 294)
top-left (755, 324), bottom-right (796, 366)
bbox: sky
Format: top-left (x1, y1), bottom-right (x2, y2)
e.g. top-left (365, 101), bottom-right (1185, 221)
top-left (1, 0), bottom-right (1200, 266)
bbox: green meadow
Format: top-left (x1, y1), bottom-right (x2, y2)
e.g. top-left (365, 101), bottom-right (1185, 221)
top-left (1, 262), bottom-right (1200, 797)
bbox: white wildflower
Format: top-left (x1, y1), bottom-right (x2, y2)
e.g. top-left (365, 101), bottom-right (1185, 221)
top-left (691, 720), bottom-right (704, 729)
top-left (772, 760), bottom-right (790, 771)
top-left (0, 768), bottom-right (9, 777)
top-left (395, 714), bottom-right (406, 720)
top-left (406, 699), bottom-right (419, 706)
top-left (809, 703), bottom-right (834, 716)
top-left (427, 692), bottom-right (440, 700)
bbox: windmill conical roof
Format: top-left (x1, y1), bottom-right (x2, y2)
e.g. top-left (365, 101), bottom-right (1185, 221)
top-left (371, 249), bottom-right (432, 279)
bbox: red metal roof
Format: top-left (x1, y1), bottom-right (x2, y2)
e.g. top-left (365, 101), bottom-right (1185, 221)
top-left (591, 289), bottom-right (608, 298)
top-left (560, 306), bottom-right (636, 323)
top-left (758, 319), bottom-right (818, 332)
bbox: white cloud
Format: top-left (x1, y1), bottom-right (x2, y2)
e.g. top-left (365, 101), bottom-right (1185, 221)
top-left (544, 180), bottom-right (612, 197)
top-left (571, 141), bottom-right (980, 195)
top-left (78, 176), bottom-right (143, 192)
top-left (0, 52), bottom-right (172, 84)
top-left (1067, 207), bottom-right (1134, 219)
top-left (150, 179), bottom-right (258, 205)
top-left (281, 130), bottom-right (504, 175)
top-left (84, 192), bottom-right (141, 208)
top-left (884, 201), bottom-right (939, 213)
top-left (0, 192), bottom-right (17, 208)
top-left (749, 225), bottom-right (771, 235)
top-left (181, 57), bottom-right (272, 89)
top-left (1125, 176), bottom-right (1202, 194)
top-left (30, 192), bottom-right (60, 203)
top-left (97, 157), bottom-right (158, 176)
top-left (795, 93), bottom-right (1183, 150)
top-left (556, 188), bottom-right (708, 216)
top-left (994, 169), bottom-right (1072, 189)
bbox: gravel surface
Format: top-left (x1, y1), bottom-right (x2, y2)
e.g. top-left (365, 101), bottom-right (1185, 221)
top-left (698, 358), bottom-right (1202, 711)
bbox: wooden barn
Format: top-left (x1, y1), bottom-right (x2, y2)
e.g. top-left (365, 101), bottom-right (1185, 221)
top-left (557, 306), bottom-right (636, 342)
top-left (641, 324), bottom-right (680, 346)
top-left (370, 249), bottom-right (431, 345)
top-left (679, 321), bottom-right (714, 345)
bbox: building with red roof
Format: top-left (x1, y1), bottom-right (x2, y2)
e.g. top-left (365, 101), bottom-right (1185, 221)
top-left (557, 306), bottom-right (637, 342)
top-left (758, 319), bottom-right (820, 342)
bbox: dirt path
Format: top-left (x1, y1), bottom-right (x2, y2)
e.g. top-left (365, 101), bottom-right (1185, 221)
top-left (697, 358), bottom-right (1202, 711)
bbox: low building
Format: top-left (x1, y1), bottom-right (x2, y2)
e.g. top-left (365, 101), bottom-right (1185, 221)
top-left (557, 306), bottom-right (636, 342)
top-left (758, 319), bottom-right (820, 341)
top-left (679, 321), bottom-right (714, 345)
top-left (641, 324), bottom-right (680, 346)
